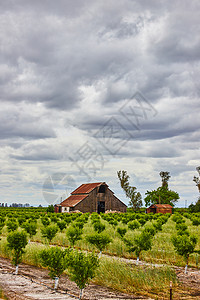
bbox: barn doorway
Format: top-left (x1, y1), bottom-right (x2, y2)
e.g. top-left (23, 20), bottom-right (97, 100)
top-left (59, 206), bottom-right (62, 213)
top-left (98, 201), bottom-right (105, 213)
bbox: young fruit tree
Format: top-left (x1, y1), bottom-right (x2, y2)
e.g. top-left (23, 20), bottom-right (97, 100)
top-left (86, 233), bottom-right (112, 257)
top-left (171, 234), bottom-right (197, 274)
top-left (7, 231), bottom-right (28, 275)
top-left (67, 250), bottom-right (99, 300)
top-left (124, 231), bottom-right (152, 263)
top-left (23, 221), bottom-right (37, 241)
top-left (66, 225), bottom-right (83, 246)
top-left (117, 227), bottom-right (127, 238)
top-left (40, 246), bottom-right (70, 289)
top-left (41, 225), bottom-right (58, 243)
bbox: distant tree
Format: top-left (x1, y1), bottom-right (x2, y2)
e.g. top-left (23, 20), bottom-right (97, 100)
top-left (144, 171), bottom-right (179, 207)
top-left (159, 171), bottom-right (171, 188)
top-left (46, 205), bottom-right (55, 213)
top-left (7, 231), bottom-right (28, 274)
top-left (144, 187), bottom-right (179, 207)
top-left (189, 197), bottom-right (200, 213)
top-left (193, 166), bottom-right (200, 192)
top-left (117, 170), bottom-right (142, 211)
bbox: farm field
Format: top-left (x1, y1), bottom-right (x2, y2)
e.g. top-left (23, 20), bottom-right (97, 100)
top-left (0, 207), bottom-right (200, 299)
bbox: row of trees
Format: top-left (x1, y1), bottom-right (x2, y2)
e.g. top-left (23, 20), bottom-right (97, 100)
top-left (118, 170), bottom-right (179, 210)
top-left (6, 231), bottom-right (99, 299)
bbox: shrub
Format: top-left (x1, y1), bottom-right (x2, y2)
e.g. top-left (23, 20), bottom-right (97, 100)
top-left (66, 226), bottom-right (82, 246)
top-left (67, 250), bottom-right (99, 299)
top-left (128, 220), bottom-right (140, 230)
top-left (7, 231), bottom-right (28, 274)
top-left (172, 234), bottom-right (197, 273)
top-left (124, 231), bottom-right (152, 261)
top-left (86, 233), bottom-right (112, 256)
top-left (41, 225), bottom-right (58, 243)
top-left (117, 227), bottom-right (127, 238)
top-left (40, 246), bottom-right (70, 289)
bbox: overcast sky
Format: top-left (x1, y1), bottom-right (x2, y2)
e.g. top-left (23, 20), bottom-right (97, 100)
top-left (0, 0), bottom-right (200, 207)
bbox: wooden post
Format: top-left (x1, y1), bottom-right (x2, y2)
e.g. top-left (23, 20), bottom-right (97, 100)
top-left (170, 281), bottom-right (173, 300)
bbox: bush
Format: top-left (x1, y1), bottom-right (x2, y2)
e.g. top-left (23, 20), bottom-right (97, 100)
top-left (67, 250), bottom-right (99, 299)
top-left (172, 234), bottom-right (197, 273)
top-left (41, 225), bottom-right (58, 243)
top-left (86, 233), bottom-right (112, 255)
top-left (6, 219), bottom-right (18, 232)
top-left (66, 226), bottom-right (82, 246)
top-left (40, 246), bottom-right (70, 289)
top-left (128, 220), bottom-right (140, 230)
top-left (117, 227), bottom-right (127, 238)
top-left (7, 231), bottom-right (28, 274)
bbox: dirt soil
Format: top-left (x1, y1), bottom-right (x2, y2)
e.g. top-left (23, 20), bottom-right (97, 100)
top-left (0, 257), bottom-right (200, 300)
top-left (0, 257), bottom-right (152, 300)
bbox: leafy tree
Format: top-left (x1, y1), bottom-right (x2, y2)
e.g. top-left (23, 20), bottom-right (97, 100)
top-left (40, 246), bottom-right (70, 289)
top-left (117, 227), bottom-right (127, 238)
top-left (189, 197), bottom-right (200, 213)
top-left (159, 171), bottom-right (171, 188)
top-left (143, 225), bottom-right (156, 237)
top-left (128, 220), bottom-right (140, 230)
top-left (193, 166), bottom-right (200, 192)
top-left (93, 221), bottom-right (105, 233)
top-left (67, 250), bottom-right (99, 299)
top-left (144, 171), bottom-right (179, 207)
top-left (57, 220), bottom-right (67, 232)
top-left (86, 233), bottom-right (112, 257)
top-left (7, 231), bottom-right (28, 274)
top-left (66, 226), bottom-right (82, 246)
top-left (172, 234), bottom-right (197, 273)
top-left (41, 225), bottom-right (58, 243)
top-left (46, 205), bottom-right (55, 213)
top-left (124, 231), bottom-right (152, 261)
top-left (41, 217), bottom-right (50, 227)
top-left (6, 219), bottom-right (18, 232)
top-left (117, 170), bottom-right (142, 211)
top-left (144, 187), bottom-right (179, 207)
top-left (23, 222), bottom-right (37, 239)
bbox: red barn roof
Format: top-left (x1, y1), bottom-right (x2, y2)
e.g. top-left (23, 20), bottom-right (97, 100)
top-left (60, 194), bottom-right (88, 207)
top-left (71, 182), bottom-right (106, 194)
top-left (152, 204), bottom-right (172, 208)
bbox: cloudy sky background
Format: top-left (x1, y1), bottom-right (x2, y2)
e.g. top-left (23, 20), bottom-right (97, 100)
top-left (0, 0), bottom-right (200, 207)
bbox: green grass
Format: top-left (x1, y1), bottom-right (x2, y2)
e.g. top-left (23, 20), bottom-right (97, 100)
top-left (94, 256), bottom-right (178, 298)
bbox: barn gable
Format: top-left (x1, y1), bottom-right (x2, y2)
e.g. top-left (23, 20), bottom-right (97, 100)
top-left (55, 182), bottom-right (127, 213)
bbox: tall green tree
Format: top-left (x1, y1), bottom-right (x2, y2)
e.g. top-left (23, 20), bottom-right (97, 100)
top-left (159, 171), bottom-right (171, 188)
top-left (144, 171), bottom-right (179, 207)
top-left (117, 170), bottom-right (142, 211)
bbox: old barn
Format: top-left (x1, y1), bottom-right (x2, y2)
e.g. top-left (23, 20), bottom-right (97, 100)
top-left (146, 204), bottom-right (172, 214)
top-left (55, 182), bottom-right (127, 213)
